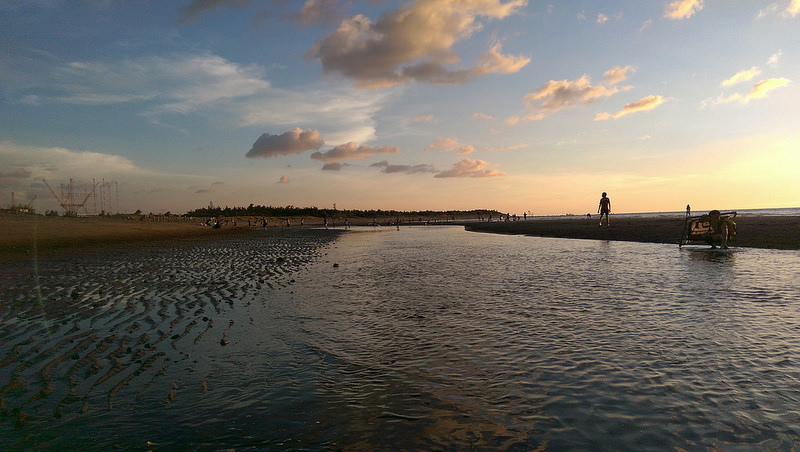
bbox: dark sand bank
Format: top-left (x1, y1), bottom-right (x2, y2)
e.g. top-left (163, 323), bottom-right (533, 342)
top-left (1, 214), bottom-right (340, 259)
top-left (463, 215), bottom-right (800, 250)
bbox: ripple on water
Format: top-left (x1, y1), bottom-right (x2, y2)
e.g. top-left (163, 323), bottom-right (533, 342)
top-left (1, 227), bottom-right (799, 449)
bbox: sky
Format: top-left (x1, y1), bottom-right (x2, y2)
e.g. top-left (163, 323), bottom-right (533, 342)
top-left (1, 0), bottom-right (799, 216)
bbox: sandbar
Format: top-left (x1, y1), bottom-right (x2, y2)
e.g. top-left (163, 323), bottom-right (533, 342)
top-left (463, 215), bottom-right (800, 250)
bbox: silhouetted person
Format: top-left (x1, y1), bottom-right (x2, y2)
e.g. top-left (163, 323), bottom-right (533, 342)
top-left (598, 192), bottom-right (611, 226)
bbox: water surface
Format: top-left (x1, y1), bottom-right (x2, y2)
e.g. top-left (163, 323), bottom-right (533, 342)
top-left (2, 226), bottom-right (799, 449)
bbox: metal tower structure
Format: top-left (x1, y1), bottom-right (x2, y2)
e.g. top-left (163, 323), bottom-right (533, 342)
top-left (43, 178), bottom-right (98, 216)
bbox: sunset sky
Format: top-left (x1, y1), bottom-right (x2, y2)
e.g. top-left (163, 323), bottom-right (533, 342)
top-left (2, 0), bottom-right (799, 215)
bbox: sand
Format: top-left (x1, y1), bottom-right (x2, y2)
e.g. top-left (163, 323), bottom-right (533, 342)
top-left (463, 215), bottom-right (800, 250)
top-left (2, 213), bottom-right (799, 258)
top-left (0, 219), bottom-right (345, 446)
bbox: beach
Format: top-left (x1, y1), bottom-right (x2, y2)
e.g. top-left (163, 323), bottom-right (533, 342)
top-left (2, 213), bottom-right (799, 259)
top-left (464, 214), bottom-right (800, 249)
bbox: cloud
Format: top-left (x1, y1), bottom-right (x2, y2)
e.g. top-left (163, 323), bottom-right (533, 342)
top-left (296, 0), bottom-right (349, 26)
top-left (523, 74), bottom-right (619, 112)
top-left (473, 42), bottom-right (531, 76)
top-left (472, 112), bottom-right (494, 120)
top-left (17, 52), bottom-right (385, 145)
top-left (305, 0), bottom-right (529, 88)
top-left (594, 95), bottom-right (664, 120)
top-left (482, 143), bottom-right (528, 152)
top-left (322, 162), bottom-right (344, 171)
top-left (0, 168), bottom-right (32, 188)
top-left (721, 66), bottom-right (761, 87)
top-left (789, 0), bottom-right (800, 17)
top-left (413, 114), bottom-right (434, 122)
top-left (713, 78), bottom-right (791, 105)
top-left (664, 0), bottom-right (703, 20)
top-left (192, 181), bottom-right (224, 194)
top-left (278, 175), bottom-right (290, 183)
top-left (178, 0), bottom-right (254, 23)
top-left (603, 66), bottom-right (635, 85)
top-left (505, 112), bottom-right (545, 125)
top-left (54, 54), bottom-right (271, 112)
top-left (768, 50), bottom-right (783, 67)
top-left (425, 137), bottom-right (476, 154)
top-left (597, 13), bottom-right (609, 24)
top-left (435, 158), bottom-right (506, 178)
top-left (370, 160), bottom-right (437, 174)
top-left (639, 19), bottom-right (653, 32)
top-left (310, 142), bottom-right (400, 162)
top-left (246, 128), bottom-right (324, 158)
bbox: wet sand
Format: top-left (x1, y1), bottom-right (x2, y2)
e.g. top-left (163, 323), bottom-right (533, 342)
top-left (0, 221), bottom-right (345, 448)
top-left (464, 215), bottom-right (800, 250)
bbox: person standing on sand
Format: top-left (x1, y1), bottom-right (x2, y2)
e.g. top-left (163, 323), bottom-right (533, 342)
top-left (598, 192), bottom-right (611, 226)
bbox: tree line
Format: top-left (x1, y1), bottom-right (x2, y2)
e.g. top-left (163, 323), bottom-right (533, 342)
top-left (185, 204), bottom-right (499, 219)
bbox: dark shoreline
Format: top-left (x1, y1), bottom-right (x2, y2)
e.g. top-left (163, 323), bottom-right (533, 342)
top-left (461, 215), bottom-right (800, 250)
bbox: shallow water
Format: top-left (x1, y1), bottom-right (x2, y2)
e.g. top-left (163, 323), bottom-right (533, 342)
top-left (2, 226), bottom-right (800, 449)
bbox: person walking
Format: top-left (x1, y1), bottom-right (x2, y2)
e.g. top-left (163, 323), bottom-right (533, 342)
top-left (598, 192), bottom-right (611, 226)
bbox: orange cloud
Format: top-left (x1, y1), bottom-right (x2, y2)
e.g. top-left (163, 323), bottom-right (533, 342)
top-left (664, 0), bottom-right (704, 20)
top-left (425, 137), bottom-right (475, 154)
top-left (524, 75), bottom-right (619, 111)
top-left (721, 67), bottom-right (761, 87)
top-left (603, 66), bottom-right (635, 85)
top-left (305, 0), bottom-right (528, 88)
top-left (435, 158), bottom-right (505, 178)
top-left (594, 95), bottom-right (664, 120)
top-left (714, 78), bottom-right (791, 105)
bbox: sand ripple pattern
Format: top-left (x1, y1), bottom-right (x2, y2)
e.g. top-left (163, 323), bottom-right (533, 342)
top-left (0, 229), bottom-right (342, 447)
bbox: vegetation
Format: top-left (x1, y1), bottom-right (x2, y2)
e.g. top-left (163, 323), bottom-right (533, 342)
top-left (185, 203), bottom-right (500, 220)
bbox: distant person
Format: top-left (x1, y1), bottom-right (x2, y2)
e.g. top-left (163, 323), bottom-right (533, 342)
top-left (598, 192), bottom-right (611, 226)
top-left (705, 210), bottom-right (735, 249)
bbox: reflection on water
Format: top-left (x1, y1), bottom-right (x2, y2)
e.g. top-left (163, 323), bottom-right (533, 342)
top-left (2, 226), bottom-right (799, 449)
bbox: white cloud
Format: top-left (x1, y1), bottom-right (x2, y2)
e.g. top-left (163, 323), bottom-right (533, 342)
top-left (278, 175), bottom-right (290, 184)
top-left (54, 55), bottom-right (270, 112)
top-left (768, 50), bottom-right (783, 67)
top-left (597, 13), bottom-right (609, 24)
top-left (18, 52), bottom-right (386, 146)
top-left (305, 0), bottom-right (529, 88)
top-left (664, 0), bottom-right (703, 20)
top-left (435, 158), bottom-right (506, 178)
top-left (472, 112), bottom-right (494, 120)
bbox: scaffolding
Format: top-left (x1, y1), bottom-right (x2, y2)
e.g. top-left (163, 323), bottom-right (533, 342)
top-left (95, 179), bottom-right (119, 215)
top-left (43, 178), bottom-right (99, 216)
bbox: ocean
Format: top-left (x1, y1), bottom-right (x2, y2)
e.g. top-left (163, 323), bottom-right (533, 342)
top-left (1, 226), bottom-right (799, 449)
